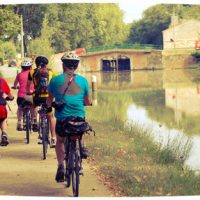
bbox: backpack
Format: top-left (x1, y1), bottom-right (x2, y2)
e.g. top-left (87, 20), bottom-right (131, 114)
top-left (0, 79), bottom-right (7, 106)
top-left (33, 68), bottom-right (50, 96)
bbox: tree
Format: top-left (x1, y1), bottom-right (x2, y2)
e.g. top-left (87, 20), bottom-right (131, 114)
top-left (0, 6), bottom-right (20, 41)
top-left (28, 15), bottom-right (54, 59)
top-left (0, 41), bottom-right (17, 60)
top-left (127, 4), bottom-right (200, 46)
top-left (128, 4), bottom-right (172, 46)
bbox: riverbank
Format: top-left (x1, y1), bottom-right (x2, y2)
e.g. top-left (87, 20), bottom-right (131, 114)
top-left (85, 120), bottom-right (200, 196)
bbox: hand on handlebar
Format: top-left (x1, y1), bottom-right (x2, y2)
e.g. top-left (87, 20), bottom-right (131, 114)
top-left (26, 92), bottom-right (34, 96)
top-left (84, 103), bottom-right (92, 106)
top-left (5, 96), bottom-right (14, 101)
top-left (12, 86), bottom-right (19, 89)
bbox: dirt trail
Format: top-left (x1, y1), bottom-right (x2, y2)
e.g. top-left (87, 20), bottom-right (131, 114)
top-left (0, 84), bottom-right (112, 197)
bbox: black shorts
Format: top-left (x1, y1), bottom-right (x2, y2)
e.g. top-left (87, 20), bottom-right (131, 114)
top-left (0, 118), bottom-right (6, 123)
top-left (17, 97), bottom-right (24, 106)
top-left (33, 97), bottom-right (47, 107)
top-left (56, 120), bottom-right (68, 138)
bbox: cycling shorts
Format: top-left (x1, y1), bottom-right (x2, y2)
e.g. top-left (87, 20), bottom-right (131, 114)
top-left (17, 97), bottom-right (25, 107)
top-left (33, 97), bottom-right (47, 107)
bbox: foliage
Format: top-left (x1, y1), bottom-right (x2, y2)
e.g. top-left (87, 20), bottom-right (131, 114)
top-left (128, 4), bottom-right (200, 46)
top-left (14, 3), bottom-right (127, 52)
top-left (27, 15), bottom-right (54, 59)
top-left (0, 6), bottom-right (20, 41)
top-left (0, 41), bottom-right (17, 60)
top-left (192, 51), bottom-right (200, 62)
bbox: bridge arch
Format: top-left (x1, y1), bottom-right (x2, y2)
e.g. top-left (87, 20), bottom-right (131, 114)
top-left (101, 55), bottom-right (131, 71)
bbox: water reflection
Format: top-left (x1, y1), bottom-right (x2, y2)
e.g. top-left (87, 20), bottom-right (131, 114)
top-left (127, 104), bottom-right (200, 170)
top-left (83, 70), bottom-right (163, 90)
top-left (85, 69), bottom-right (200, 170)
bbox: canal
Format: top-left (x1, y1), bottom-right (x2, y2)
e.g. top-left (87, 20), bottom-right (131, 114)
top-left (84, 69), bottom-right (200, 170)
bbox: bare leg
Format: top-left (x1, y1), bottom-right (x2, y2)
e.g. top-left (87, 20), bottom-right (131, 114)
top-left (48, 113), bottom-right (56, 139)
top-left (55, 134), bottom-right (65, 165)
top-left (17, 107), bottom-right (23, 130)
top-left (1, 119), bottom-right (7, 133)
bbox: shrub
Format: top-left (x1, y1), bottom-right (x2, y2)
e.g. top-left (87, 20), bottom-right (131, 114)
top-left (0, 41), bottom-right (17, 60)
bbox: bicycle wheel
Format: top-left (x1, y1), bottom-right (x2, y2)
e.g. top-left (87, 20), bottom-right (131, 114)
top-left (71, 141), bottom-right (80, 197)
top-left (25, 109), bottom-right (30, 144)
top-left (65, 138), bottom-right (71, 187)
top-left (42, 117), bottom-right (49, 160)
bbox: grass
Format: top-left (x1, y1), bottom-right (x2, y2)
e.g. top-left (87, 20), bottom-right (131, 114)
top-left (85, 116), bottom-right (200, 196)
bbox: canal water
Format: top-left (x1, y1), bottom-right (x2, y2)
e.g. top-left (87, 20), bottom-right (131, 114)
top-left (84, 69), bottom-right (200, 170)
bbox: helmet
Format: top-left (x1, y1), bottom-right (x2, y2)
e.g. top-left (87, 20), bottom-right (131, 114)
top-left (61, 51), bottom-right (80, 69)
top-left (21, 59), bottom-right (32, 70)
top-left (35, 55), bottom-right (48, 67)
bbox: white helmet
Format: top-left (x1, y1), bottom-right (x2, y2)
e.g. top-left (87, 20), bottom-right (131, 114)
top-left (21, 59), bottom-right (32, 68)
top-left (61, 51), bottom-right (80, 69)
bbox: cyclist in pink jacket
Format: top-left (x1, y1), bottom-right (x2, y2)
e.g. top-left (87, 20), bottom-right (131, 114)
top-left (12, 59), bottom-right (34, 131)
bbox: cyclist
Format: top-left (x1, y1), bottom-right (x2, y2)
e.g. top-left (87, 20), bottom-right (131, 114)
top-left (0, 77), bottom-right (14, 146)
top-left (12, 58), bottom-right (34, 131)
top-left (46, 51), bottom-right (91, 182)
top-left (26, 55), bottom-right (56, 148)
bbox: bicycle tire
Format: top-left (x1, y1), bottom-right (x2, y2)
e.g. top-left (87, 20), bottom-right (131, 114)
top-left (65, 139), bottom-right (71, 188)
top-left (71, 141), bottom-right (80, 197)
top-left (25, 109), bottom-right (30, 144)
top-left (42, 116), bottom-right (49, 160)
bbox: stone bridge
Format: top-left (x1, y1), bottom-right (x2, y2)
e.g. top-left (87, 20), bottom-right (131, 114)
top-left (79, 48), bottom-right (162, 72)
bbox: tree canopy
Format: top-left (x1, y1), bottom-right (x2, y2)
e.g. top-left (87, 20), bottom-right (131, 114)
top-left (1, 3), bottom-right (200, 60)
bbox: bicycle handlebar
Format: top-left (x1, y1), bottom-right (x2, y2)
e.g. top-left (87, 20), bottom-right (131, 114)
top-left (11, 86), bottom-right (19, 90)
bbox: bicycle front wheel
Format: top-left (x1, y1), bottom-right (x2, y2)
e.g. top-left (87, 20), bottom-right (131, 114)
top-left (41, 117), bottom-right (49, 160)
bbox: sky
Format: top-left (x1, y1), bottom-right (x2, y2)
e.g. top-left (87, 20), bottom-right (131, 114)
top-left (1, 0), bottom-right (200, 23)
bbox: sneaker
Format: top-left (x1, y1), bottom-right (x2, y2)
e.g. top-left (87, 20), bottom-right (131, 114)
top-left (1, 134), bottom-right (9, 146)
top-left (55, 164), bottom-right (65, 182)
top-left (32, 124), bottom-right (38, 132)
top-left (81, 146), bottom-right (89, 159)
top-left (50, 138), bottom-right (56, 148)
top-left (16, 124), bottom-right (23, 131)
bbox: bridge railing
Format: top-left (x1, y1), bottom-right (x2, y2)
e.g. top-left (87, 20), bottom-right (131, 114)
top-left (87, 44), bottom-right (162, 52)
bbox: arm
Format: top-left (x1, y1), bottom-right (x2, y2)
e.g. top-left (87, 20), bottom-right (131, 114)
top-left (2, 79), bottom-right (14, 100)
top-left (46, 92), bottom-right (54, 108)
top-left (12, 76), bottom-right (18, 88)
top-left (84, 95), bottom-right (92, 106)
top-left (26, 72), bottom-right (33, 94)
top-left (84, 78), bottom-right (92, 106)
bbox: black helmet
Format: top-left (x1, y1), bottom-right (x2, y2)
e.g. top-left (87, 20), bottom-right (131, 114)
top-left (35, 55), bottom-right (48, 68)
top-left (61, 51), bottom-right (80, 70)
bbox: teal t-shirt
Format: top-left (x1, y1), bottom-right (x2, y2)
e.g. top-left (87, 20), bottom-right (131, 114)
top-left (48, 72), bottom-right (89, 120)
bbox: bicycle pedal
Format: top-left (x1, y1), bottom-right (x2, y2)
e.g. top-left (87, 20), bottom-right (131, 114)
top-left (79, 172), bottom-right (84, 176)
top-left (79, 169), bottom-right (84, 176)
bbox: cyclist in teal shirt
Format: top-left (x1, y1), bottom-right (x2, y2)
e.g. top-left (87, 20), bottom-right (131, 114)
top-left (47, 51), bottom-right (91, 182)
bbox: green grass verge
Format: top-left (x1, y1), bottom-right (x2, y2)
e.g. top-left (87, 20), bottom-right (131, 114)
top-left (85, 120), bottom-right (200, 196)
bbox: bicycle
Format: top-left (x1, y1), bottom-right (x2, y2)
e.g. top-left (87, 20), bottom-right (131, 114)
top-left (64, 128), bottom-right (95, 197)
top-left (12, 86), bottom-right (32, 144)
top-left (37, 103), bottom-right (50, 160)
top-left (21, 100), bottom-right (32, 144)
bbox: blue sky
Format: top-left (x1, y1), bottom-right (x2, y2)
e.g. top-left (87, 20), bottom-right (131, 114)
top-left (1, 0), bottom-right (200, 23)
